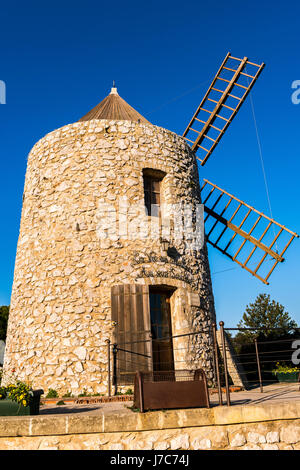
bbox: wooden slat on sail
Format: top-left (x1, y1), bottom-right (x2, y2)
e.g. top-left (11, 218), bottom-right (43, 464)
top-left (201, 180), bottom-right (299, 284)
top-left (183, 53), bottom-right (265, 166)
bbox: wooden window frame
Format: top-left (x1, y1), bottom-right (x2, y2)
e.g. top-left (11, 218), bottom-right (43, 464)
top-left (143, 169), bottom-right (166, 217)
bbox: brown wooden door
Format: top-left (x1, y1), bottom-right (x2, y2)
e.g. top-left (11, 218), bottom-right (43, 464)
top-left (111, 284), bottom-right (152, 382)
top-left (149, 289), bottom-right (174, 371)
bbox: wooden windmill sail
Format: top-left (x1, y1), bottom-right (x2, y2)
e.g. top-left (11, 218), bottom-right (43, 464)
top-left (183, 52), bottom-right (298, 285)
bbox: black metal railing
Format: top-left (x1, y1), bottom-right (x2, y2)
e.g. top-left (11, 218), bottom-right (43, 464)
top-left (107, 322), bottom-right (300, 407)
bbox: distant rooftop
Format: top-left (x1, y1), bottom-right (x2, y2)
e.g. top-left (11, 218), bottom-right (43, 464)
top-left (78, 86), bottom-right (150, 124)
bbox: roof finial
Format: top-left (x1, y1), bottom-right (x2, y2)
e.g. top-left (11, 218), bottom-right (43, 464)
top-left (110, 80), bottom-right (118, 95)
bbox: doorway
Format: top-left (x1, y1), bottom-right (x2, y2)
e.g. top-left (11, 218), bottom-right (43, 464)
top-left (149, 287), bottom-right (175, 371)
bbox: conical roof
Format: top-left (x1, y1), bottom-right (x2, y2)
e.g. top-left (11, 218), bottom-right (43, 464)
top-left (78, 86), bottom-right (150, 124)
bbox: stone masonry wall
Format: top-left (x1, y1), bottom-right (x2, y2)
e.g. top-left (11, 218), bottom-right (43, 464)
top-left (1, 420), bottom-right (300, 450)
top-left (3, 119), bottom-right (216, 395)
top-left (0, 402), bottom-right (300, 450)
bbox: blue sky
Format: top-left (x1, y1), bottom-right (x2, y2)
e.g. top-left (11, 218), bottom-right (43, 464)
top-left (0, 0), bottom-right (299, 327)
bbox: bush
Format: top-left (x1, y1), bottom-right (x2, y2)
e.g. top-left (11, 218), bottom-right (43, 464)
top-left (0, 381), bottom-right (33, 407)
top-left (272, 362), bottom-right (299, 375)
top-left (46, 388), bottom-right (58, 398)
top-left (0, 386), bottom-right (7, 400)
top-left (0, 306), bottom-right (9, 341)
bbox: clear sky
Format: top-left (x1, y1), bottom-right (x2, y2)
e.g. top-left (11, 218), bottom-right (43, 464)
top-left (0, 0), bottom-right (299, 327)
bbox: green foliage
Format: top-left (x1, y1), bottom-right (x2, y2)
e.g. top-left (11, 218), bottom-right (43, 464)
top-left (56, 400), bottom-right (66, 405)
top-left (5, 382), bottom-right (33, 407)
top-left (230, 294), bottom-right (299, 385)
top-left (46, 388), bottom-right (58, 398)
top-left (272, 362), bottom-right (299, 375)
top-left (233, 293), bottom-right (298, 350)
top-left (0, 306), bottom-right (9, 341)
top-left (127, 405), bottom-right (140, 412)
top-left (0, 386), bottom-right (7, 400)
top-left (116, 388), bottom-right (134, 396)
top-left (0, 380), bottom-right (34, 407)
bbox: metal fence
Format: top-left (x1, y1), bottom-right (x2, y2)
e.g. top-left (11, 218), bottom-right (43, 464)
top-left (107, 322), bottom-right (300, 407)
top-left (219, 323), bottom-right (300, 405)
top-left (107, 328), bottom-right (215, 394)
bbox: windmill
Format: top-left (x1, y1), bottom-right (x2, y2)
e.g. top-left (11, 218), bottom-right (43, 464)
top-left (182, 52), bottom-right (298, 285)
top-left (3, 53), bottom-right (299, 394)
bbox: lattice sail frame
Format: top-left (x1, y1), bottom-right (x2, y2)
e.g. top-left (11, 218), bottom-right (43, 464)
top-left (183, 52), bottom-right (265, 166)
top-left (201, 179), bottom-right (299, 285)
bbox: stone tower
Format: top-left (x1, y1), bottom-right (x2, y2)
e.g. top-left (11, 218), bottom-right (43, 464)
top-left (3, 87), bottom-right (216, 395)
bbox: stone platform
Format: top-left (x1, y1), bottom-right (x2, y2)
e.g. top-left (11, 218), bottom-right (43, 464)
top-left (0, 384), bottom-right (300, 450)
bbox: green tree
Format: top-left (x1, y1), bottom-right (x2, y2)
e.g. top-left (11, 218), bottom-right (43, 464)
top-left (0, 306), bottom-right (9, 341)
top-left (233, 294), bottom-right (297, 349)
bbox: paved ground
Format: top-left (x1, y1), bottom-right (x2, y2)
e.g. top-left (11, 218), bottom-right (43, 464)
top-left (39, 383), bottom-right (300, 416)
top-left (210, 382), bottom-right (300, 407)
top-left (40, 400), bottom-right (133, 416)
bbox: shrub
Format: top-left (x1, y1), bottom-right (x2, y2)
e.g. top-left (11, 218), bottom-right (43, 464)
top-left (46, 388), bottom-right (58, 398)
top-left (0, 382), bottom-right (33, 407)
top-left (272, 362), bottom-right (299, 375)
top-left (0, 386), bottom-right (7, 400)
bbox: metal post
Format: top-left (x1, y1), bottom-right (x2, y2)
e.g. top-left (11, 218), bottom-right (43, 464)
top-left (137, 371), bottom-right (144, 413)
top-left (219, 321), bottom-right (231, 406)
top-left (212, 323), bottom-right (223, 406)
top-left (112, 343), bottom-right (118, 396)
top-left (106, 339), bottom-right (111, 397)
top-left (254, 338), bottom-right (263, 393)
